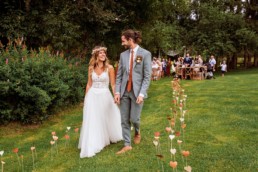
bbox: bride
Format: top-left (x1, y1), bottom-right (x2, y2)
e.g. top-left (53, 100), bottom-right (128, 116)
top-left (78, 46), bottom-right (123, 158)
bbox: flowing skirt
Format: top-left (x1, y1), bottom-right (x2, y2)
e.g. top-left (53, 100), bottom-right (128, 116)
top-left (78, 87), bottom-right (123, 158)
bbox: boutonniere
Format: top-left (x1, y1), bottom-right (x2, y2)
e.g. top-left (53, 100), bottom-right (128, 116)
top-left (135, 56), bottom-right (143, 63)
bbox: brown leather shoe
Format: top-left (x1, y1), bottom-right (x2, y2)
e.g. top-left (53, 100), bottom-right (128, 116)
top-left (134, 134), bottom-right (141, 144)
top-left (116, 146), bottom-right (132, 155)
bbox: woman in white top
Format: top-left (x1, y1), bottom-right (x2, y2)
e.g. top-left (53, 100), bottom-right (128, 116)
top-left (78, 46), bottom-right (123, 158)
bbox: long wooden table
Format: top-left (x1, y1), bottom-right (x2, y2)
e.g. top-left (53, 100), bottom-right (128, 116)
top-left (176, 66), bottom-right (207, 80)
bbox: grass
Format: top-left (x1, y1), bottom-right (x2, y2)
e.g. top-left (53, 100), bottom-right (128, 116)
top-left (0, 68), bottom-right (258, 172)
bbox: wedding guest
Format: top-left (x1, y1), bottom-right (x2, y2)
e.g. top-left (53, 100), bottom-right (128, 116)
top-left (209, 55), bottom-right (216, 79)
top-left (161, 58), bottom-right (167, 77)
top-left (156, 57), bottom-right (162, 79)
top-left (197, 55), bottom-right (203, 65)
top-left (152, 57), bottom-right (159, 80)
top-left (220, 61), bottom-right (227, 77)
top-left (166, 58), bottom-right (172, 76)
top-left (183, 53), bottom-right (192, 67)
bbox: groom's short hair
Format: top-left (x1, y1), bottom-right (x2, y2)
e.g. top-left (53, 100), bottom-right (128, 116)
top-left (122, 29), bottom-right (142, 44)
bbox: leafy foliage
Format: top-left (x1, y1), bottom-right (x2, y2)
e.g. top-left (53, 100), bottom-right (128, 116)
top-left (0, 40), bottom-right (87, 124)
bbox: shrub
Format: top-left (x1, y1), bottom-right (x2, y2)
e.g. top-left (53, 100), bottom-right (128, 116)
top-left (0, 39), bottom-right (87, 124)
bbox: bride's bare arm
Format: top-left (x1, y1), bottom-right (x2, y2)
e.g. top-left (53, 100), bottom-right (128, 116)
top-left (108, 65), bottom-right (116, 95)
top-left (85, 66), bottom-right (93, 95)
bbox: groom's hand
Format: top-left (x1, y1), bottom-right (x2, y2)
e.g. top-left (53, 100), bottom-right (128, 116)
top-left (114, 94), bottom-right (120, 104)
top-left (136, 96), bottom-right (144, 104)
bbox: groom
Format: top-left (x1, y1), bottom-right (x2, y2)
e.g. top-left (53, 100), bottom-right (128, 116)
top-left (114, 29), bottom-right (152, 154)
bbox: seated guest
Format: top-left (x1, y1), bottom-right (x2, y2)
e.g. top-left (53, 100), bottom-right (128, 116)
top-left (197, 55), bottom-right (203, 65)
top-left (183, 53), bottom-right (192, 67)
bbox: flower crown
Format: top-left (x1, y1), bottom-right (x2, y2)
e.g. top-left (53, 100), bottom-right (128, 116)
top-left (91, 47), bottom-right (107, 55)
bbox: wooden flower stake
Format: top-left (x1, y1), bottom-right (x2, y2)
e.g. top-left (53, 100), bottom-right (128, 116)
top-left (0, 151), bottom-right (3, 161)
top-left (177, 139), bottom-right (184, 163)
top-left (182, 94), bottom-right (188, 120)
top-left (153, 140), bottom-right (160, 166)
top-left (167, 116), bottom-right (172, 127)
top-left (165, 127), bottom-right (172, 150)
top-left (31, 147), bottom-right (35, 170)
top-left (64, 134), bottom-right (70, 148)
top-left (52, 136), bottom-right (59, 154)
top-left (175, 97), bottom-right (179, 107)
top-left (74, 128), bottom-right (79, 146)
top-left (13, 148), bottom-right (21, 171)
top-left (50, 141), bottom-right (55, 160)
top-left (20, 155), bottom-right (24, 172)
top-left (179, 101), bottom-right (183, 117)
top-left (182, 110), bottom-right (187, 121)
top-left (156, 155), bottom-right (164, 172)
top-left (169, 135), bottom-right (175, 155)
top-left (0, 151), bottom-right (3, 172)
top-left (154, 132), bottom-right (162, 169)
top-left (173, 110), bottom-right (177, 122)
top-left (182, 151), bottom-right (190, 167)
top-left (181, 123), bottom-right (186, 144)
top-left (183, 95), bottom-right (187, 109)
top-left (65, 127), bottom-right (71, 147)
top-left (1, 161), bottom-right (5, 172)
top-left (170, 148), bottom-right (176, 163)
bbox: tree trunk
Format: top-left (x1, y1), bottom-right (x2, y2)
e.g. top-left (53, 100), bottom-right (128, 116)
top-left (227, 57), bottom-right (230, 71)
top-left (230, 53), bottom-right (237, 69)
top-left (244, 49), bottom-right (248, 68)
top-left (254, 53), bottom-right (258, 67)
top-left (247, 52), bottom-right (252, 67)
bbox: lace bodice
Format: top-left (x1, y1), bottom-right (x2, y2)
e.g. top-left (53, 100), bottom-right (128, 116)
top-left (92, 70), bottom-right (109, 88)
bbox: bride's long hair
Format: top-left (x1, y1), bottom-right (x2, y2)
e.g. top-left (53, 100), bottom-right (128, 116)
top-left (89, 46), bottom-right (110, 74)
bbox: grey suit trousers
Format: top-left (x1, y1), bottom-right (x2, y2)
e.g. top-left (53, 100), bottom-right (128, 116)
top-left (120, 89), bottom-right (143, 146)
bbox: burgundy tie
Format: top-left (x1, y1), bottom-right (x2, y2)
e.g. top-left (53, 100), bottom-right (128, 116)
top-left (127, 50), bottom-right (134, 92)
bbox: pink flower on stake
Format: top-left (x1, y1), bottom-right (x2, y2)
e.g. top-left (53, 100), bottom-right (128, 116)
top-left (64, 135), bottom-right (70, 140)
top-left (13, 148), bottom-right (19, 153)
top-left (169, 161), bottom-right (178, 169)
top-left (165, 127), bottom-right (172, 132)
top-left (51, 131), bottom-right (56, 136)
top-left (177, 140), bottom-right (183, 144)
top-left (53, 136), bottom-right (58, 141)
top-left (154, 132), bottom-right (160, 139)
top-left (182, 150), bottom-right (190, 157)
top-left (74, 128), bottom-right (79, 133)
top-left (175, 131), bottom-right (180, 137)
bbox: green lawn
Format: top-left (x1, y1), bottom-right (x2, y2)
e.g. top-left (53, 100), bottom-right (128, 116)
top-left (0, 68), bottom-right (257, 172)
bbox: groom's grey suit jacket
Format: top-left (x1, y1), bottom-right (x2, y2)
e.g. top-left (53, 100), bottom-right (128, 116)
top-left (115, 46), bottom-right (152, 98)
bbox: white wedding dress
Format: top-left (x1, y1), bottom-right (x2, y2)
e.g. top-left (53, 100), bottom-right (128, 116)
top-left (78, 69), bottom-right (123, 158)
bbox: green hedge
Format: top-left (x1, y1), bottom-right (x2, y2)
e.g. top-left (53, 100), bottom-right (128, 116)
top-left (0, 43), bottom-right (87, 124)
